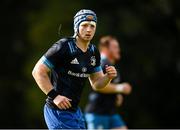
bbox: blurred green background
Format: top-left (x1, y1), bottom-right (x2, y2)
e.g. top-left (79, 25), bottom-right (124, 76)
top-left (0, 0), bottom-right (180, 128)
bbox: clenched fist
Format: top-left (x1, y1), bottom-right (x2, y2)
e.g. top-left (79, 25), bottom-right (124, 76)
top-left (53, 95), bottom-right (72, 110)
top-left (105, 65), bottom-right (117, 79)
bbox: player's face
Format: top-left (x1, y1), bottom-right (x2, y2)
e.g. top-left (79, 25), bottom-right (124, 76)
top-left (109, 40), bottom-right (121, 61)
top-left (78, 21), bottom-right (96, 41)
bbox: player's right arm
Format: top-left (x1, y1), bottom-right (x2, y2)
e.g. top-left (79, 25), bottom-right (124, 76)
top-left (32, 59), bottom-right (52, 94)
top-left (32, 59), bottom-right (72, 110)
top-left (32, 39), bottom-right (72, 110)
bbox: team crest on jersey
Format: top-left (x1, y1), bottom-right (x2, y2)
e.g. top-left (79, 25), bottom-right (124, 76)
top-left (82, 67), bottom-right (87, 72)
top-left (90, 56), bottom-right (96, 66)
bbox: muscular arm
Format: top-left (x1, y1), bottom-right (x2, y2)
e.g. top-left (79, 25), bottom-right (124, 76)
top-left (89, 64), bottom-right (131, 94)
top-left (89, 66), bottom-right (117, 90)
top-left (89, 71), bottom-right (111, 90)
top-left (32, 58), bottom-right (53, 95)
top-left (32, 58), bottom-right (72, 109)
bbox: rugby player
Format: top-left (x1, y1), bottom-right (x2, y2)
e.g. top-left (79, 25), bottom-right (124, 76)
top-left (32, 10), bottom-right (117, 129)
top-left (85, 36), bottom-right (132, 129)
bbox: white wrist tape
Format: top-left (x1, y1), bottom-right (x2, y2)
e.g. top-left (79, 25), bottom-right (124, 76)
top-left (115, 84), bottom-right (125, 92)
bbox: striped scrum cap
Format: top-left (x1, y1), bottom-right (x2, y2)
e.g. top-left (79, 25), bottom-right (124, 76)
top-left (73, 9), bottom-right (97, 37)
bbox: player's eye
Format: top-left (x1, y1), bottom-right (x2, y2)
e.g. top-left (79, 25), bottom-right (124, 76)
top-left (81, 24), bottom-right (88, 27)
top-left (90, 24), bottom-right (95, 28)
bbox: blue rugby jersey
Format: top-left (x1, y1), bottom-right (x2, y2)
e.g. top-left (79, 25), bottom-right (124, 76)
top-left (41, 38), bottom-right (102, 110)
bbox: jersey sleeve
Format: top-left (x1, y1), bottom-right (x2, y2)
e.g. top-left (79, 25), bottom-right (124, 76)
top-left (41, 39), bottom-right (67, 69)
top-left (90, 45), bottom-right (102, 73)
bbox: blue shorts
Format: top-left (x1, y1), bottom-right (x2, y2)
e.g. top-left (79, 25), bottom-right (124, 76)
top-left (85, 113), bottom-right (126, 129)
top-left (44, 104), bottom-right (86, 129)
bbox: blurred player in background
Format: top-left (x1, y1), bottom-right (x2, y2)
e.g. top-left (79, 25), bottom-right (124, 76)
top-left (85, 36), bottom-right (132, 129)
top-left (32, 10), bottom-right (118, 129)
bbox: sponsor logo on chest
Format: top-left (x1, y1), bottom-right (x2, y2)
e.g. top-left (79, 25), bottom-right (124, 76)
top-left (68, 57), bottom-right (89, 78)
top-left (68, 56), bottom-right (96, 78)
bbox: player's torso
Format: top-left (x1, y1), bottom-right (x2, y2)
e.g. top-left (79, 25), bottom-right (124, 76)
top-left (49, 39), bottom-right (99, 109)
top-left (58, 39), bottom-right (97, 79)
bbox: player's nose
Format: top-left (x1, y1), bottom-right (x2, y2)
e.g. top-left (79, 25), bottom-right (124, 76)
top-left (86, 26), bottom-right (92, 32)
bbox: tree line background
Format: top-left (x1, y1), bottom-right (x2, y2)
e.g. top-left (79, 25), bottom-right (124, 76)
top-left (0, 0), bottom-right (180, 128)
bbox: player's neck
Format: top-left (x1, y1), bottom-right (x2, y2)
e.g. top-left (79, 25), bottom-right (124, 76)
top-left (76, 36), bottom-right (90, 52)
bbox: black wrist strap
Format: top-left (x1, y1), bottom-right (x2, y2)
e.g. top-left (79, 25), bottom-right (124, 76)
top-left (47, 89), bottom-right (59, 100)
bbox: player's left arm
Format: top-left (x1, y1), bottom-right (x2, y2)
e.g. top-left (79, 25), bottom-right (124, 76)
top-left (89, 65), bottom-right (117, 90)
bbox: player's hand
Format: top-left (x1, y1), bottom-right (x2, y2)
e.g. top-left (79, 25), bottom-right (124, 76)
top-left (105, 65), bottom-right (117, 79)
top-left (53, 95), bottom-right (72, 110)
